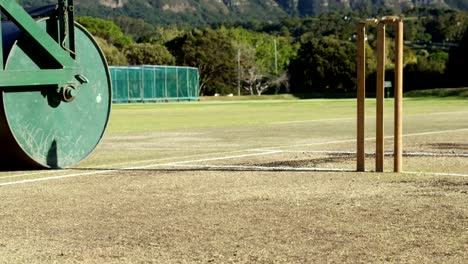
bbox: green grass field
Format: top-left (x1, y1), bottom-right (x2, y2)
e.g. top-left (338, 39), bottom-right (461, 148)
top-left (1, 97), bottom-right (467, 263)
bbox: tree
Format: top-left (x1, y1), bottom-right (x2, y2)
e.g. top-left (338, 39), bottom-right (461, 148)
top-left (76, 16), bottom-right (133, 48)
top-left (288, 37), bottom-right (357, 94)
top-left (424, 9), bottom-right (468, 43)
top-left (238, 46), bottom-right (270, 95)
top-left (221, 27), bottom-right (298, 95)
top-left (94, 37), bottom-right (128, 66)
top-left (150, 25), bottom-right (188, 44)
top-left (236, 44), bottom-right (290, 95)
top-left (235, 43), bottom-right (259, 95)
top-left (446, 25), bottom-right (468, 87)
top-left (111, 16), bottom-right (155, 40)
top-left (403, 50), bottom-right (449, 90)
top-left (167, 29), bottom-right (236, 95)
top-left (124, 43), bottom-right (175, 65)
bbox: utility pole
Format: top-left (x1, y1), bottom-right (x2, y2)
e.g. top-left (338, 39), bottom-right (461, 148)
top-left (237, 48), bottom-right (241, 96)
top-left (274, 39), bottom-right (278, 75)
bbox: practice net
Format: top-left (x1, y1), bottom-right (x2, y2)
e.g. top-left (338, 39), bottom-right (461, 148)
top-left (109, 65), bottom-right (200, 103)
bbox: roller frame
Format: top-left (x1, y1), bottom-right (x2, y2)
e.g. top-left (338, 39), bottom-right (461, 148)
top-left (0, 0), bottom-right (78, 87)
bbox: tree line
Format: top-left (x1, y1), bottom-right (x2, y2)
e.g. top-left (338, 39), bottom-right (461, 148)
top-left (77, 7), bottom-right (468, 96)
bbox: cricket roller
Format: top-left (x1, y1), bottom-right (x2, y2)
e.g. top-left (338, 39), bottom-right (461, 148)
top-left (0, 0), bottom-right (111, 169)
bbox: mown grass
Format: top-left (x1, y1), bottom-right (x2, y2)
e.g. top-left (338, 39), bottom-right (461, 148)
top-left (108, 99), bottom-right (358, 134)
top-left (108, 97), bottom-right (468, 134)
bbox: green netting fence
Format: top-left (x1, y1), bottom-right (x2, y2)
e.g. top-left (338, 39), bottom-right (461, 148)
top-left (109, 65), bottom-right (200, 103)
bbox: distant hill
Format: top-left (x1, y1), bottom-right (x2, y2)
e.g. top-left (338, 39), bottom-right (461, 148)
top-left (18, 0), bottom-right (467, 25)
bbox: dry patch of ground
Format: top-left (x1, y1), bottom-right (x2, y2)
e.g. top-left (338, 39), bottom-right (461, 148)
top-left (0, 169), bottom-right (467, 263)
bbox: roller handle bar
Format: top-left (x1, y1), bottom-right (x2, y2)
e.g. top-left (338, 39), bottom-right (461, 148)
top-left (0, 0), bottom-right (78, 87)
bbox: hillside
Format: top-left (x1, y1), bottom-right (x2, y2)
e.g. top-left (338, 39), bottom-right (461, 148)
top-left (18, 0), bottom-right (467, 25)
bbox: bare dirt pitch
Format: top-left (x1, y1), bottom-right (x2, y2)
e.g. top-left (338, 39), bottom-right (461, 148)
top-left (0, 99), bottom-right (467, 263)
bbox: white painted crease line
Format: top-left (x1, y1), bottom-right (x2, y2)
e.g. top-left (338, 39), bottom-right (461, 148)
top-left (403, 128), bottom-right (468, 137)
top-left (2, 127), bottom-right (468, 185)
top-left (165, 164), bottom-right (352, 172)
top-left (0, 170), bottom-right (58, 180)
top-left (0, 149), bottom-right (270, 180)
top-left (276, 150), bottom-right (468, 158)
top-left (98, 127), bottom-right (468, 171)
top-left (271, 111), bottom-right (468, 125)
top-left (254, 137), bottom-right (386, 151)
top-left (6, 127), bottom-right (467, 180)
top-left (101, 147), bottom-right (224, 150)
top-left (3, 147), bottom-right (468, 186)
top-left (0, 173), bottom-right (49, 180)
top-left (55, 126), bottom-right (468, 173)
top-left (0, 151), bottom-right (283, 186)
top-left (90, 149), bottom-right (270, 169)
top-left (256, 128), bottom-right (468, 151)
top-left (276, 150), bottom-right (357, 154)
top-left (0, 170), bottom-right (116, 187)
top-left (123, 151), bottom-right (284, 169)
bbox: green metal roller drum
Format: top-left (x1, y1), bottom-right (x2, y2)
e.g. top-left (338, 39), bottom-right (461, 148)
top-left (0, 0), bottom-right (111, 169)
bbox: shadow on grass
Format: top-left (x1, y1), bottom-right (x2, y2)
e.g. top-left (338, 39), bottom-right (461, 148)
top-left (428, 143), bottom-right (468, 151)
